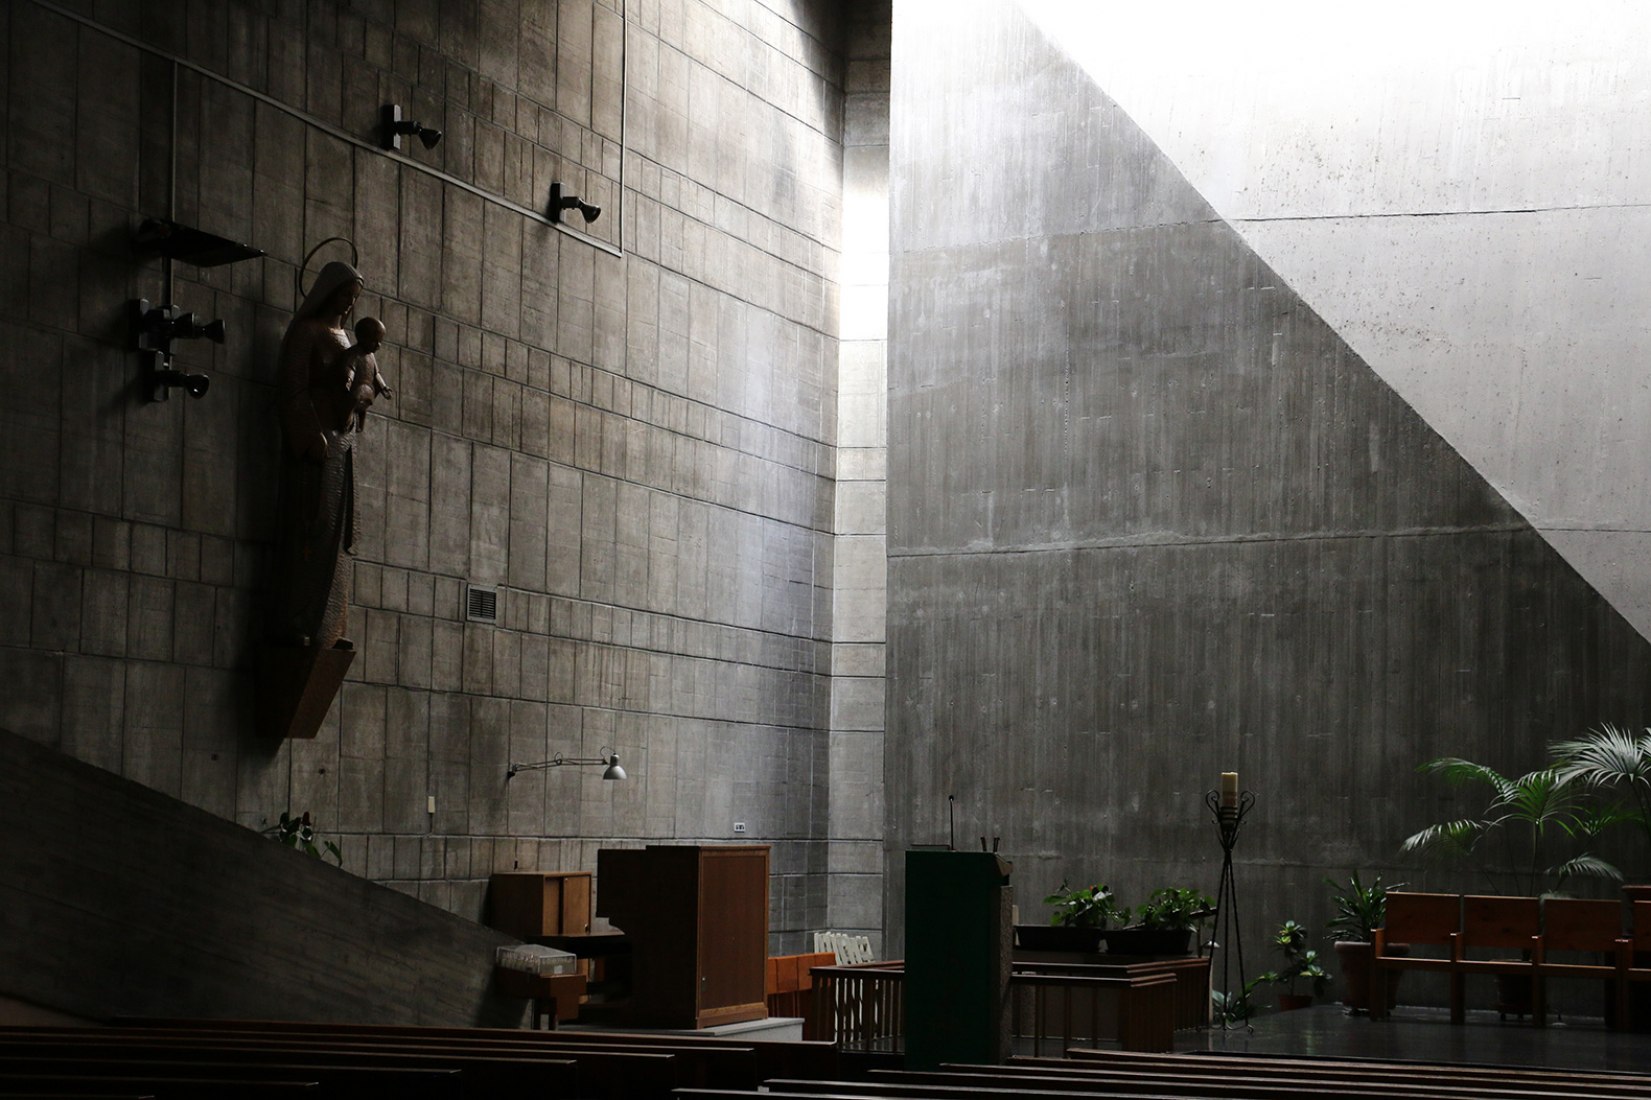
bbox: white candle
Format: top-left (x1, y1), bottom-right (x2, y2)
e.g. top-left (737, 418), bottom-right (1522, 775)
top-left (1220, 772), bottom-right (1238, 809)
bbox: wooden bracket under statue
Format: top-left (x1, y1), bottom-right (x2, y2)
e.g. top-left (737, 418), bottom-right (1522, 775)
top-left (258, 640), bottom-right (355, 740)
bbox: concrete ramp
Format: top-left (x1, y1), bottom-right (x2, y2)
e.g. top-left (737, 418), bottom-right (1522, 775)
top-left (0, 727), bottom-right (524, 1026)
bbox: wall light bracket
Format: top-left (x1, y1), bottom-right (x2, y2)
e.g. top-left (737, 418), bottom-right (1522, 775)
top-left (381, 104), bottom-right (442, 151)
top-left (550, 181), bottom-right (602, 225)
top-left (506, 748), bottom-right (626, 781)
top-left (130, 299), bottom-right (216, 402)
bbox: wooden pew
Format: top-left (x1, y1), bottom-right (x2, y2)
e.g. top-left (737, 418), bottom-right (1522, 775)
top-left (1061, 1050), bottom-right (1651, 1097)
top-left (1455, 894), bottom-right (1542, 1023)
top-left (114, 1017), bottom-right (841, 1084)
top-left (801, 1068), bottom-right (1622, 1100)
top-left (1370, 891), bottom-right (1461, 1021)
top-left (1530, 897), bottom-right (1627, 1027)
top-left (0, 1031), bottom-right (584, 1099)
top-left (0, 1054), bottom-right (457, 1099)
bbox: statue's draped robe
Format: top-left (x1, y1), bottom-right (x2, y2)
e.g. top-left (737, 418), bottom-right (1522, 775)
top-left (269, 321), bottom-right (359, 649)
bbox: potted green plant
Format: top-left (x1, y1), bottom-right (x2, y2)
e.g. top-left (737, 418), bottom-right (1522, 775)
top-left (1017, 881), bottom-right (1127, 952)
top-left (1325, 870), bottom-right (1405, 1014)
top-left (1401, 758), bottom-right (1620, 893)
top-left (1261, 920), bottom-right (1328, 1011)
top-left (1103, 887), bottom-right (1214, 956)
top-left (262, 810), bottom-right (342, 865)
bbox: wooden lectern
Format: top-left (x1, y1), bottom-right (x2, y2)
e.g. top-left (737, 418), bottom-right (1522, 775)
top-left (596, 844), bottom-right (770, 1029)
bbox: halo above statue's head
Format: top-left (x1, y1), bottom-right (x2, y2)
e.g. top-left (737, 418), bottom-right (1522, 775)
top-left (295, 237), bottom-right (362, 319)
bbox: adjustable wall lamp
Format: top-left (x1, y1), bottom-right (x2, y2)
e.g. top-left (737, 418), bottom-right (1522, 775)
top-left (381, 104), bottom-right (442, 151)
top-left (507, 748), bottom-right (626, 781)
top-left (550, 182), bottom-right (602, 225)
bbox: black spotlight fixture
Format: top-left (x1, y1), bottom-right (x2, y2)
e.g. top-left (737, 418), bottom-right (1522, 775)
top-left (131, 299), bottom-right (221, 402)
top-left (381, 104), bottom-right (442, 151)
top-left (550, 181), bottom-right (601, 225)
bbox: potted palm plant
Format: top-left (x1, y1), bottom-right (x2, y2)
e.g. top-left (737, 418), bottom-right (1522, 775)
top-left (1325, 871), bottom-right (1402, 1013)
top-left (1402, 756), bottom-right (1621, 1017)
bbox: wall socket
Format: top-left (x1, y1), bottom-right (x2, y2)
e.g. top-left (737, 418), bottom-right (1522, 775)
top-left (733, 821), bottom-right (746, 833)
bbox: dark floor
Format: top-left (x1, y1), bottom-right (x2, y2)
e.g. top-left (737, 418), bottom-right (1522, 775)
top-left (1186, 1004), bottom-right (1651, 1075)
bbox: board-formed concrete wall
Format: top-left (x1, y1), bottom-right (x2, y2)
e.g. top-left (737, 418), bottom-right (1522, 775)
top-left (885, 2), bottom-right (1651, 964)
top-left (0, 0), bottom-right (854, 949)
top-left (1018, 0), bottom-right (1651, 646)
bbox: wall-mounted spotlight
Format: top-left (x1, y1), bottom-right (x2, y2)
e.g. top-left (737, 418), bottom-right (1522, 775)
top-left (131, 299), bottom-right (222, 401)
top-left (506, 748), bottom-right (626, 781)
top-left (550, 182), bottom-right (601, 225)
top-left (381, 104), bottom-right (442, 151)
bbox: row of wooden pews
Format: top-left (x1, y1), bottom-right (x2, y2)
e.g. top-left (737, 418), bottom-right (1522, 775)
top-left (1373, 892), bottom-right (1651, 1025)
top-left (0, 1017), bottom-right (838, 1099)
top-left (675, 1048), bottom-right (1651, 1100)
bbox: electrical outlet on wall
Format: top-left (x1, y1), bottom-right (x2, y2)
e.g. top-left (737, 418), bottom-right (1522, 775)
top-left (733, 821), bottom-right (746, 834)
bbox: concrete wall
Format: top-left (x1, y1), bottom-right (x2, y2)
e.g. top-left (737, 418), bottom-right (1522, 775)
top-left (885, 0), bottom-right (1651, 971)
top-left (0, 0), bottom-right (854, 951)
top-left (825, 0), bottom-right (889, 951)
top-left (1018, 0), bottom-right (1651, 646)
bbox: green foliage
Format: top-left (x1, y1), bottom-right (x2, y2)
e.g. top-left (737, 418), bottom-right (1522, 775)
top-left (1212, 975), bottom-right (1268, 1023)
top-left (1401, 757), bottom-right (1619, 895)
top-left (1324, 871), bottom-right (1402, 943)
top-left (1260, 920), bottom-right (1329, 997)
top-left (1133, 887), bottom-right (1215, 931)
top-left (1043, 881), bottom-right (1128, 929)
top-left (263, 811), bottom-right (343, 866)
top-left (1552, 724), bottom-right (1651, 861)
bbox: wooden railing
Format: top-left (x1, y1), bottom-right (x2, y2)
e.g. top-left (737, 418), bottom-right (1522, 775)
top-left (808, 961), bottom-right (906, 1050)
top-left (807, 961), bottom-right (1180, 1054)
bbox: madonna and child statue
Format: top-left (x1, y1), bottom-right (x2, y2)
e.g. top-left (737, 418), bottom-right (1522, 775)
top-left (259, 258), bottom-right (391, 739)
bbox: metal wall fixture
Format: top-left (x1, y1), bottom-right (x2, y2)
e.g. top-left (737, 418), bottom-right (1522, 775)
top-left (381, 104), bottom-right (442, 151)
top-left (129, 217), bottom-right (263, 402)
top-left (550, 181), bottom-right (601, 224)
top-left (506, 749), bottom-right (627, 781)
top-left (131, 300), bottom-right (219, 399)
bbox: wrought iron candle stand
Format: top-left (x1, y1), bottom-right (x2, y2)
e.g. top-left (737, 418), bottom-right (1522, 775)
top-left (1203, 788), bottom-right (1255, 1030)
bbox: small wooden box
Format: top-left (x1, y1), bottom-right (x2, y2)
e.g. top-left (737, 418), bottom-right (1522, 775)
top-left (487, 872), bottom-right (593, 940)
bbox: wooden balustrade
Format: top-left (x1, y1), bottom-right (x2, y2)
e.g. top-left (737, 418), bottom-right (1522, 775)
top-left (806, 960), bottom-right (1180, 1054)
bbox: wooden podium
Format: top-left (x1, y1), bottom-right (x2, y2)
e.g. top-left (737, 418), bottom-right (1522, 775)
top-left (595, 844), bottom-right (770, 1029)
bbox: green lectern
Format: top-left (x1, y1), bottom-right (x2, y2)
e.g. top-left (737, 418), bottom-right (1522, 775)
top-left (904, 850), bottom-right (1013, 1068)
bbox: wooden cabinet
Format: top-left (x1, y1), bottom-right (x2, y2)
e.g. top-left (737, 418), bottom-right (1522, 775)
top-left (485, 871), bottom-right (593, 940)
top-left (595, 844), bottom-right (769, 1029)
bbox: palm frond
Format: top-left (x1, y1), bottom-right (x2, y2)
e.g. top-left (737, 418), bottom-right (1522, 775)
top-left (1551, 724), bottom-right (1651, 789)
top-left (1418, 757), bottom-right (1517, 803)
top-left (1554, 853), bottom-right (1623, 883)
top-left (1401, 819), bottom-right (1484, 857)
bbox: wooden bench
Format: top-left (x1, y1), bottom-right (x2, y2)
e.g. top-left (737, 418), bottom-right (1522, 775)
top-left (113, 1016), bottom-right (841, 1088)
top-left (1532, 897), bottom-right (1627, 1026)
top-left (1370, 892), bottom-right (1634, 1026)
top-left (1061, 1050), bottom-right (1651, 1097)
top-left (1370, 890), bottom-right (1461, 1021)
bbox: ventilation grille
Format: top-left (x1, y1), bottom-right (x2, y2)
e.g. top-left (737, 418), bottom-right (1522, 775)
top-left (466, 584), bottom-right (499, 623)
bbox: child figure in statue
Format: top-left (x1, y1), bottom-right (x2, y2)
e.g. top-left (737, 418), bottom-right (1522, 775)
top-left (349, 316), bottom-right (391, 430)
top-left (267, 261), bottom-right (389, 651)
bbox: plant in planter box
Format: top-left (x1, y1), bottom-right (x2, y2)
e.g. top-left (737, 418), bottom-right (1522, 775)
top-left (1325, 871), bottom-right (1403, 1014)
top-left (1018, 881), bottom-right (1128, 952)
top-left (1260, 920), bottom-right (1328, 1010)
top-left (1104, 887), bottom-right (1215, 956)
